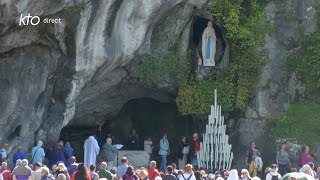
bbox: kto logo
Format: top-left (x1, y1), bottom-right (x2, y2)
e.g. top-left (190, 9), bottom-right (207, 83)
top-left (19, 13), bottom-right (40, 26)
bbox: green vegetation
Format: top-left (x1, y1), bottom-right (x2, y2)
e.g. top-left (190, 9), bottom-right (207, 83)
top-left (138, 50), bottom-right (190, 86)
top-left (285, 1), bottom-right (320, 98)
top-left (272, 104), bottom-right (320, 146)
top-left (176, 0), bottom-right (270, 115)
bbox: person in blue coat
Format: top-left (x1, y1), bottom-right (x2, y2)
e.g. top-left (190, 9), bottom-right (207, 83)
top-left (159, 132), bottom-right (170, 173)
top-left (64, 142), bottom-right (73, 166)
top-left (48, 143), bottom-right (65, 168)
top-left (13, 146), bottom-right (26, 165)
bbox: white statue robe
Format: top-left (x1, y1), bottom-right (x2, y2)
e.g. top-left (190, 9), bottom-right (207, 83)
top-left (84, 136), bottom-right (100, 168)
top-left (202, 24), bottom-right (216, 66)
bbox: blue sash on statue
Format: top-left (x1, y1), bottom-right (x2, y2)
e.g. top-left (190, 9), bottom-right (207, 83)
top-left (206, 36), bottom-right (211, 59)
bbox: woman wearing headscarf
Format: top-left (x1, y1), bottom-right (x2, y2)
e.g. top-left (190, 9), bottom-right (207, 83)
top-left (300, 164), bottom-right (314, 178)
top-left (240, 169), bottom-right (251, 180)
top-left (227, 169), bottom-right (239, 180)
top-left (15, 159), bottom-right (22, 168)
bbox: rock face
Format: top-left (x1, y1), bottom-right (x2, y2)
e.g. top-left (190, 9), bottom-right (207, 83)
top-left (234, 0), bottom-right (318, 168)
top-left (0, 0), bottom-right (210, 161)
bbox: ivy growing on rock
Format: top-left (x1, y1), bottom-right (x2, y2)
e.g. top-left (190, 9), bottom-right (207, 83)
top-left (272, 104), bottom-right (320, 146)
top-left (285, 1), bottom-right (320, 99)
top-left (176, 0), bottom-right (271, 115)
top-left (138, 50), bottom-right (190, 87)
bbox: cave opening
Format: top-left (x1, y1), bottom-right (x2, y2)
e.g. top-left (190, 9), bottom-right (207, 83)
top-left (7, 125), bottom-right (21, 140)
top-left (60, 97), bottom-right (193, 163)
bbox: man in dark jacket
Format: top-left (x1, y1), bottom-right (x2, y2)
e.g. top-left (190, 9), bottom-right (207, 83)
top-left (127, 129), bottom-right (139, 150)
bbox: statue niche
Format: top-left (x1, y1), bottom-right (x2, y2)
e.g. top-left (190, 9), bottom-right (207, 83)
top-left (201, 21), bottom-right (216, 66)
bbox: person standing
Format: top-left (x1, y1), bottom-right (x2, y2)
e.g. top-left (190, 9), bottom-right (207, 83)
top-left (227, 169), bottom-right (240, 180)
top-left (12, 159), bottom-right (32, 180)
top-left (57, 140), bottom-right (68, 163)
top-left (48, 143), bottom-right (65, 168)
top-left (266, 164), bottom-right (281, 180)
top-left (71, 163), bottom-right (90, 180)
top-left (102, 138), bottom-right (117, 170)
top-left (162, 166), bottom-right (177, 180)
top-left (159, 133), bottom-right (170, 173)
top-left (189, 133), bottom-right (200, 168)
top-left (31, 140), bottom-right (45, 165)
top-left (179, 164), bottom-right (196, 180)
top-left (300, 146), bottom-right (313, 166)
top-left (40, 167), bottom-right (55, 180)
top-left (0, 144), bottom-right (8, 163)
top-left (276, 143), bottom-right (291, 176)
top-left (67, 156), bottom-right (78, 177)
top-left (122, 166), bottom-right (139, 180)
top-left (307, 162), bottom-right (316, 178)
top-left (246, 141), bottom-right (261, 177)
top-left (13, 146), bottom-right (26, 165)
top-left (54, 162), bottom-right (71, 180)
top-left (178, 136), bottom-right (189, 170)
top-left (0, 162), bottom-right (12, 180)
top-left (64, 142), bottom-right (73, 166)
top-left (147, 161), bottom-right (160, 180)
top-left (31, 162), bottom-right (42, 180)
top-left (89, 164), bottom-right (99, 180)
top-left (84, 136), bottom-right (100, 168)
top-left (116, 157), bottom-right (129, 179)
top-left (240, 169), bottom-right (252, 180)
top-left (97, 162), bottom-right (112, 180)
top-left (128, 129), bottom-right (139, 150)
top-left (139, 170), bottom-right (149, 180)
top-left (144, 137), bottom-right (153, 156)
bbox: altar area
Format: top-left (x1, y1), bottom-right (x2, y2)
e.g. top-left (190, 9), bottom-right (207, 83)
top-left (117, 150), bottom-right (150, 168)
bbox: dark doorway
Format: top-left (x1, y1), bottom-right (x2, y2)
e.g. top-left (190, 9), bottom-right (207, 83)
top-left (59, 98), bottom-right (193, 164)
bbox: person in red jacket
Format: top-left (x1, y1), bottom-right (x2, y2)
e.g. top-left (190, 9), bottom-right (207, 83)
top-left (0, 162), bottom-right (12, 180)
top-left (189, 133), bottom-right (200, 167)
top-left (147, 161), bottom-right (160, 180)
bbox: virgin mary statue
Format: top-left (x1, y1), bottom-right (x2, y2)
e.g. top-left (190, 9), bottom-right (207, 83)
top-left (202, 21), bottom-right (216, 66)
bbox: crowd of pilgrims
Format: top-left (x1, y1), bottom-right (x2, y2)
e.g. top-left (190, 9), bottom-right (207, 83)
top-left (0, 130), bottom-right (319, 180)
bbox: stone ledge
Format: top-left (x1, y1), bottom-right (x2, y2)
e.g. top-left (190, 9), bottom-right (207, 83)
top-left (117, 150), bottom-right (150, 169)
